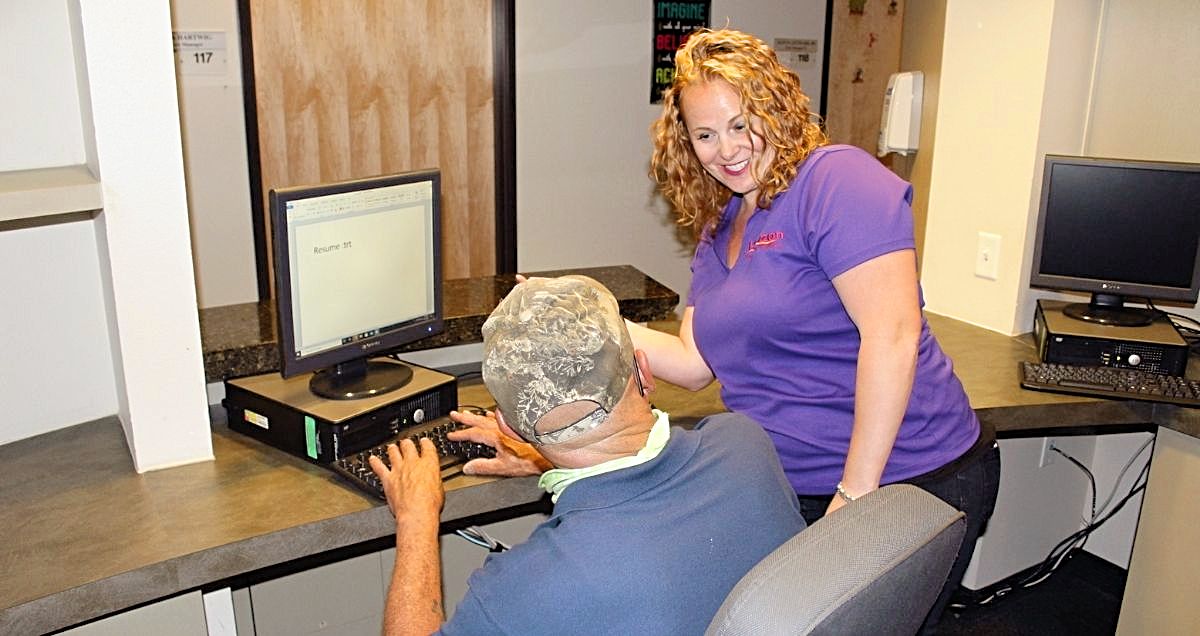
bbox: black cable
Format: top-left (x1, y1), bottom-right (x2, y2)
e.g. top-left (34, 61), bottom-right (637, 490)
top-left (455, 526), bottom-right (510, 552)
top-left (1053, 446), bottom-right (1096, 521)
top-left (1144, 300), bottom-right (1200, 353)
top-left (456, 403), bottom-right (495, 416)
top-left (998, 461), bottom-right (1146, 604)
top-left (1033, 463), bottom-right (1148, 584)
top-left (1146, 299), bottom-right (1200, 328)
top-left (967, 449), bottom-right (1150, 609)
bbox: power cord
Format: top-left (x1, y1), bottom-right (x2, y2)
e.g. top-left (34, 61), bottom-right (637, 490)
top-left (1094, 436), bottom-right (1154, 521)
top-left (955, 439), bottom-right (1152, 609)
top-left (1146, 300), bottom-right (1200, 354)
top-left (455, 526), bottom-right (510, 553)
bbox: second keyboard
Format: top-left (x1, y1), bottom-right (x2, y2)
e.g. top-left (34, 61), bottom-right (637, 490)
top-left (1019, 361), bottom-right (1200, 407)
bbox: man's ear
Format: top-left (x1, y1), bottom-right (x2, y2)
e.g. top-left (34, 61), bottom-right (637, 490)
top-left (494, 409), bottom-right (529, 443)
top-left (633, 349), bottom-right (656, 396)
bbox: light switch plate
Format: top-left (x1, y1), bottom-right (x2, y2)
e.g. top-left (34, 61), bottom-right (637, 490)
top-left (975, 232), bottom-right (1000, 280)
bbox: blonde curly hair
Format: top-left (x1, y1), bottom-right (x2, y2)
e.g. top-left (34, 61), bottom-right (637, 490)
top-left (650, 28), bottom-right (828, 239)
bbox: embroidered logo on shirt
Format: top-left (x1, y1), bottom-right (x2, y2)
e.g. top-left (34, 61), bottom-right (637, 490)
top-left (746, 231), bottom-right (784, 256)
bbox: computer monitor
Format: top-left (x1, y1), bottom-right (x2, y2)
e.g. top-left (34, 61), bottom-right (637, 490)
top-left (270, 169), bottom-right (443, 400)
top-left (1029, 154), bottom-right (1200, 327)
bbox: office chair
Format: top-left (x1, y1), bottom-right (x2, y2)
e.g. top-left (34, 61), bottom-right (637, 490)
top-left (706, 484), bottom-right (966, 636)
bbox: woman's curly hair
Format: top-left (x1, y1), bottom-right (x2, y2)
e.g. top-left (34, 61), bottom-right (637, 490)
top-left (650, 28), bottom-right (829, 239)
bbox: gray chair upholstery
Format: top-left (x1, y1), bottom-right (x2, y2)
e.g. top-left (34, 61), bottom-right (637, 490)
top-left (706, 484), bottom-right (966, 636)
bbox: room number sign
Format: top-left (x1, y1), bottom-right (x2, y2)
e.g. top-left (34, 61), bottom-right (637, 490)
top-left (172, 31), bottom-right (227, 76)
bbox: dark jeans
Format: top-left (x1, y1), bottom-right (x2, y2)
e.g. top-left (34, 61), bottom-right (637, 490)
top-left (797, 437), bottom-right (1002, 634)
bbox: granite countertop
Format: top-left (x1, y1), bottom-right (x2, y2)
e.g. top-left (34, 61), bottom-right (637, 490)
top-left (199, 265), bottom-right (681, 383)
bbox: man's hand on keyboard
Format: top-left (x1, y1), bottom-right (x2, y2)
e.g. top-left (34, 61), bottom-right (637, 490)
top-left (368, 438), bottom-right (445, 531)
top-left (448, 409), bottom-right (552, 477)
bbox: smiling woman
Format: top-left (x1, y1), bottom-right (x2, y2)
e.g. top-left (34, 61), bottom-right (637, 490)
top-left (629, 27), bottom-right (1000, 634)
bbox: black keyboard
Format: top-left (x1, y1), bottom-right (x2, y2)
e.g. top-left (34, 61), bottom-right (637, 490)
top-left (1019, 361), bottom-right (1200, 407)
top-left (330, 416), bottom-right (496, 499)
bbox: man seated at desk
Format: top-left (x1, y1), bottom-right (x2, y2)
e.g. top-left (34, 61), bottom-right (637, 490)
top-left (369, 275), bottom-right (805, 635)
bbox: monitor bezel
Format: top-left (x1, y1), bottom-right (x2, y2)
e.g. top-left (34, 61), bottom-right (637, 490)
top-left (269, 169), bottom-right (444, 383)
top-left (1029, 154), bottom-right (1200, 306)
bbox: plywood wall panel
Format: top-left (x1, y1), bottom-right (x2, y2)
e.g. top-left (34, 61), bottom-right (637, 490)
top-left (824, 0), bottom-right (905, 154)
top-left (248, 0), bottom-right (495, 283)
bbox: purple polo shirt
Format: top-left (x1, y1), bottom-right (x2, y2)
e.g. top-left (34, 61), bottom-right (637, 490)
top-left (688, 144), bottom-right (979, 494)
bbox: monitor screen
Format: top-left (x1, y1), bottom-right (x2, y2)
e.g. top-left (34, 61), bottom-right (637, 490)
top-left (270, 169), bottom-right (443, 399)
top-left (1029, 155), bottom-right (1200, 326)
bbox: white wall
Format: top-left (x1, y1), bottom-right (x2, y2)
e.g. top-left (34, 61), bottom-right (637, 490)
top-left (514, 1), bottom-right (689, 302)
top-left (1, 1), bottom-right (117, 443)
top-left (79, 0), bottom-right (213, 470)
top-left (515, 0), bottom-right (827, 307)
top-left (0, 2), bottom-right (88, 172)
top-left (0, 0), bottom-right (212, 471)
top-left (0, 220), bottom-right (117, 443)
top-left (1088, 0), bottom-right (1200, 166)
top-left (1082, 0), bottom-right (1200, 325)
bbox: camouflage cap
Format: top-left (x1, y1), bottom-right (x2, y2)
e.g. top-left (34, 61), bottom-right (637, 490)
top-left (481, 275), bottom-right (634, 445)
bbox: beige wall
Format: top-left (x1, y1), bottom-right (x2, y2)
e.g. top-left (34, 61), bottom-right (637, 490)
top-left (172, 0), bottom-right (258, 309)
top-left (919, 0), bottom-right (1060, 334)
top-left (919, 0), bottom-right (1200, 336)
top-left (896, 0), bottom-right (946, 266)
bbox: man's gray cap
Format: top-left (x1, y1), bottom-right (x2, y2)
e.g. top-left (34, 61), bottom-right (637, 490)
top-left (481, 275), bottom-right (633, 445)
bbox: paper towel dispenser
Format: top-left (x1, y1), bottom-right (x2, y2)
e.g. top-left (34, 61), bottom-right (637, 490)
top-left (877, 71), bottom-right (924, 157)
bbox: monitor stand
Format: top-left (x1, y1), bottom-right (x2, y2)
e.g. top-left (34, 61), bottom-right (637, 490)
top-left (1061, 293), bottom-right (1154, 327)
top-left (309, 358), bottom-right (414, 400)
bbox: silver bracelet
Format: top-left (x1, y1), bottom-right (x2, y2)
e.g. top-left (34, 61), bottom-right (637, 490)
top-left (835, 481), bottom-right (858, 503)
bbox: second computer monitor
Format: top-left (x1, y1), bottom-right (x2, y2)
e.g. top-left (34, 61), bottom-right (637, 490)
top-left (1029, 154), bottom-right (1200, 326)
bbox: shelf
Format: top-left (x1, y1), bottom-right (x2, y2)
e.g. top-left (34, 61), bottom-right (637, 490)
top-left (0, 165), bottom-right (103, 223)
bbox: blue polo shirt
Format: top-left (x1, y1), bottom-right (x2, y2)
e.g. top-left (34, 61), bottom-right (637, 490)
top-left (438, 413), bottom-right (805, 635)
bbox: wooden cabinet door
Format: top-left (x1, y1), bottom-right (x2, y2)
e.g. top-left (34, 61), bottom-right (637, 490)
top-left (243, 0), bottom-right (498, 290)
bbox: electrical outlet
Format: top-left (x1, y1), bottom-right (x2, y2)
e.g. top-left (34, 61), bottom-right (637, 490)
top-left (975, 232), bottom-right (1000, 280)
top-left (1039, 437), bottom-right (1057, 468)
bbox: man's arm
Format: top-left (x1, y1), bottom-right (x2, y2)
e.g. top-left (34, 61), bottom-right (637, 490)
top-left (369, 438), bottom-right (446, 635)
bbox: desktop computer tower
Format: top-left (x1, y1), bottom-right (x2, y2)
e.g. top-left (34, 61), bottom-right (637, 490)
top-left (224, 359), bottom-right (458, 463)
top-left (1033, 299), bottom-right (1189, 376)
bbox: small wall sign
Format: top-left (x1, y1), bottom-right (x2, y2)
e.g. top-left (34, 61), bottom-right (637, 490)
top-left (651, 1), bottom-right (710, 104)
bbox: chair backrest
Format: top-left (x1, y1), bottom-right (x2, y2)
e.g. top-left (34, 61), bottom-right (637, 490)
top-left (705, 484), bottom-right (966, 636)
